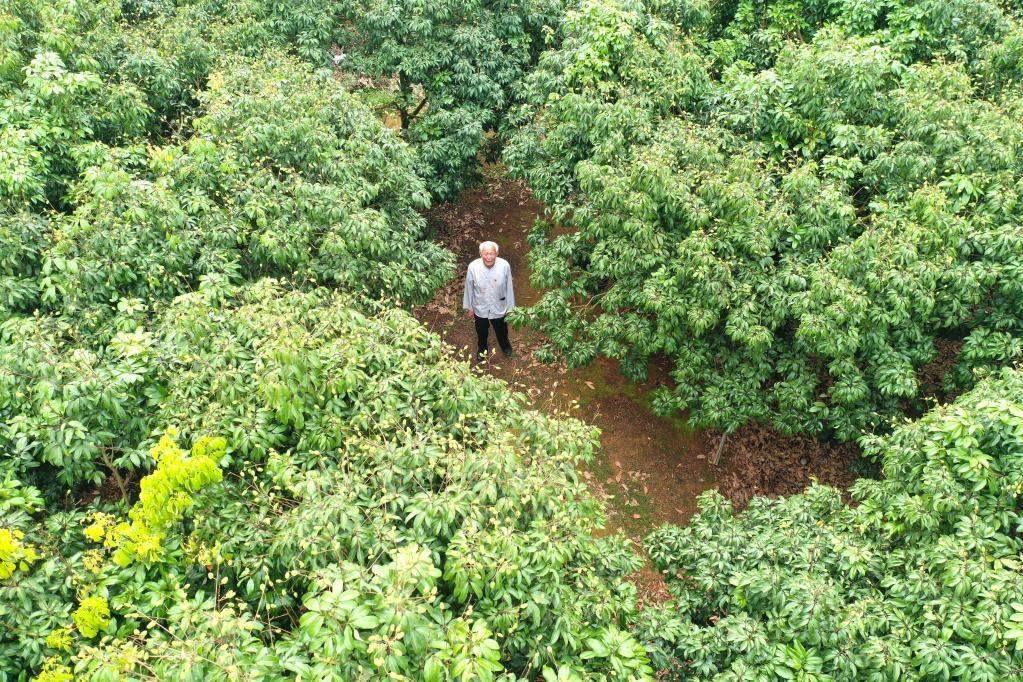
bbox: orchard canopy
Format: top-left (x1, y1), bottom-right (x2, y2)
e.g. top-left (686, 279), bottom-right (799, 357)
top-left (641, 367), bottom-right (1023, 681)
top-left (507, 0), bottom-right (1023, 440)
top-left (0, 1), bottom-right (649, 679)
top-left (2, 0), bottom-right (1023, 681)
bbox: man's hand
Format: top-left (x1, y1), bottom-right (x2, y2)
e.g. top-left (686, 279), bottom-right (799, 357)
top-left (466, 309), bottom-right (475, 318)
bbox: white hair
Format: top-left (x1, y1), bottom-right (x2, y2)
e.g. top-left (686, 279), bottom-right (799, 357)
top-left (479, 241), bottom-right (499, 255)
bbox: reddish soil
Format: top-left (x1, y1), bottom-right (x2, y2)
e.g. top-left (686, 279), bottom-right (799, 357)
top-left (709, 424), bottom-right (860, 509)
top-left (415, 169), bottom-right (861, 602)
top-left (915, 337), bottom-right (965, 407)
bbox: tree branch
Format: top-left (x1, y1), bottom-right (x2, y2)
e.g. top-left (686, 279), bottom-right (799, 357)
top-left (99, 449), bottom-right (130, 503)
top-left (712, 432), bottom-right (727, 466)
top-left (408, 96), bottom-right (428, 122)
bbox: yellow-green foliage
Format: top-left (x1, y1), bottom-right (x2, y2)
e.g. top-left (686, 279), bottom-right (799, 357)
top-left (132, 430), bottom-right (224, 532)
top-left (32, 657), bottom-right (73, 682)
top-left (72, 595), bottom-right (110, 638)
top-left (0, 528), bottom-right (38, 579)
top-left (44, 628), bottom-right (73, 652)
top-left (84, 429), bottom-right (223, 565)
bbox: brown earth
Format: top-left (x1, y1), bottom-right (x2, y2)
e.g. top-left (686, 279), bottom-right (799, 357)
top-left (414, 168), bottom-right (860, 603)
top-left (81, 471), bottom-right (137, 506)
top-left (709, 423), bottom-right (861, 509)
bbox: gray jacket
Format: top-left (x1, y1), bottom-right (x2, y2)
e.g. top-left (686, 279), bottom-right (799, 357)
top-left (463, 257), bottom-right (515, 318)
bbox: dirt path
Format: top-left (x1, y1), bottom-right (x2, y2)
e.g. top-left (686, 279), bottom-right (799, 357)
top-left (414, 171), bottom-right (714, 596)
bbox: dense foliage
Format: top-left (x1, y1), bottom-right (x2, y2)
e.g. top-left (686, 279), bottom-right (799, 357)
top-left (5, 0), bottom-right (1023, 680)
top-left (0, 0), bottom-right (657, 680)
top-left (0, 0), bottom-right (452, 491)
top-left (3, 284), bottom-right (652, 680)
top-left (242, 0), bottom-right (566, 200)
top-left (642, 367), bottom-right (1023, 681)
top-left (335, 0), bottom-right (566, 199)
top-left (0, 1), bottom-right (451, 327)
top-left (506, 0), bottom-right (1023, 439)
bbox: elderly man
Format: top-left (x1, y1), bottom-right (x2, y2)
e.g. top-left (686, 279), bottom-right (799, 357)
top-left (463, 241), bottom-right (515, 362)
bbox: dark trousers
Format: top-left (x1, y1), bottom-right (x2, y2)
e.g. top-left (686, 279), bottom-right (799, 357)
top-left (474, 315), bottom-right (511, 356)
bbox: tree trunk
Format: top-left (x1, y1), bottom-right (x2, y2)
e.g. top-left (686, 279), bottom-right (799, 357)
top-left (100, 450), bottom-right (130, 503)
top-left (398, 72), bottom-right (412, 130)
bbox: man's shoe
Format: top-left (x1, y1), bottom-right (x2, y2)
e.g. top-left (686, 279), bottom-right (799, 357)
top-left (476, 352), bottom-right (487, 363)
top-left (501, 346), bottom-right (514, 357)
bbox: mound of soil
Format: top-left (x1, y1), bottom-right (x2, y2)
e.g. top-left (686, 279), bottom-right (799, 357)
top-left (712, 423), bottom-right (861, 509)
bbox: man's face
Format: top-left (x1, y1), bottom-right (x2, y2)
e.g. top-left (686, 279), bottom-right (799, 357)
top-left (481, 246), bottom-right (497, 267)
